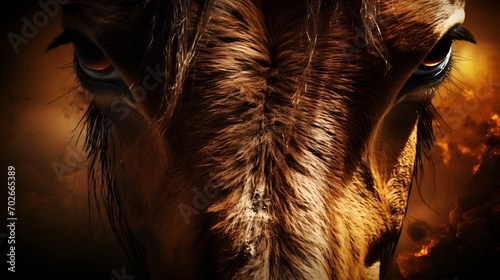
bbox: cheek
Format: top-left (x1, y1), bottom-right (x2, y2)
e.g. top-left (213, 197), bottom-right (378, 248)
top-left (368, 102), bottom-right (420, 230)
top-left (111, 129), bottom-right (168, 231)
top-left (369, 101), bottom-right (420, 183)
top-left (384, 123), bottom-right (418, 200)
top-left (385, 124), bottom-right (418, 230)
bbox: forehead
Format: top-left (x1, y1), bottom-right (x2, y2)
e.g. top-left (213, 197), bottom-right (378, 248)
top-left (62, 0), bottom-right (466, 44)
top-left (61, 0), bottom-right (466, 81)
top-left (381, 0), bottom-right (465, 35)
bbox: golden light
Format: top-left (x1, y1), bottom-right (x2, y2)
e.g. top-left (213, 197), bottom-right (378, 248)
top-left (436, 142), bottom-right (451, 165)
top-left (473, 164), bottom-right (480, 174)
top-left (489, 115), bottom-right (500, 158)
top-left (414, 239), bottom-right (438, 258)
top-left (489, 114), bottom-right (500, 136)
top-left (457, 145), bottom-right (472, 155)
top-left (452, 42), bottom-right (497, 87)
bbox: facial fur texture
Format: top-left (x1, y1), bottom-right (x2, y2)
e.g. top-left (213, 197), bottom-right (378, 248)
top-left (59, 0), bottom-right (467, 279)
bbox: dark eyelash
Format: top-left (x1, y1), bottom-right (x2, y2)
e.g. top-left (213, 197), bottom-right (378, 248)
top-left (46, 30), bottom-right (88, 52)
top-left (445, 25), bottom-right (477, 44)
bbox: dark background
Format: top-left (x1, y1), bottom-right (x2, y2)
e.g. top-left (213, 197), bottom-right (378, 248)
top-left (1, 1), bottom-right (499, 279)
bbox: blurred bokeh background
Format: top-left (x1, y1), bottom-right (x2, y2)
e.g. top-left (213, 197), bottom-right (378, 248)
top-left (0, 1), bottom-right (498, 279)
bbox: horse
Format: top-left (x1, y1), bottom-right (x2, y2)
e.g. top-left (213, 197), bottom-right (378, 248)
top-left (48, 0), bottom-right (475, 279)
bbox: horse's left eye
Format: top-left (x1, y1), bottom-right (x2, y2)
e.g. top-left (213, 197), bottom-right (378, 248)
top-left (73, 39), bottom-right (122, 87)
top-left (409, 37), bottom-right (453, 84)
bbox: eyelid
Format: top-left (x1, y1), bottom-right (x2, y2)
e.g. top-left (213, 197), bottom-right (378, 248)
top-left (49, 30), bottom-right (125, 89)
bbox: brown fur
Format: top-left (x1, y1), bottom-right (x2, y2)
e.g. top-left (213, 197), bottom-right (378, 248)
top-left (53, 0), bottom-right (468, 279)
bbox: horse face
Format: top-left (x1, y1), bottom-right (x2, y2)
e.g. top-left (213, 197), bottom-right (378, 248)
top-left (52, 0), bottom-right (473, 278)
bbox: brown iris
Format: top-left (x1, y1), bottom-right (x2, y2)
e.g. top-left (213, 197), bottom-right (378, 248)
top-left (420, 38), bottom-right (452, 67)
top-left (74, 41), bottom-right (111, 71)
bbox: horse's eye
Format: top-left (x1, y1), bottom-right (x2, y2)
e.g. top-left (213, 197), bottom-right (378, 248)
top-left (409, 37), bottom-right (453, 84)
top-left (73, 40), bottom-right (122, 86)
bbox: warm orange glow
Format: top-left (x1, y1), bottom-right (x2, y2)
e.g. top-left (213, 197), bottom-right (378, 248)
top-left (415, 246), bottom-right (429, 257)
top-left (437, 142), bottom-right (451, 165)
top-left (431, 37), bottom-right (500, 177)
top-left (489, 114), bottom-right (500, 136)
top-left (415, 240), bottom-right (438, 257)
top-left (422, 61), bottom-right (441, 67)
top-left (458, 145), bottom-right (472, 155)
top-left (452, 42), bottom-right (497, 85)
top-left (473, 164), bottom-right (480, 174)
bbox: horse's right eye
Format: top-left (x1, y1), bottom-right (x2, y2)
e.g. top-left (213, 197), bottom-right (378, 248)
top-left (407, 25), bottom-right (476, 87)
top-left (409, 37), bottom-right (453, 85)
top-left (73, 39), bottom-right (123, 87)
top-left (74, 41), bottom-right (111, 71)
